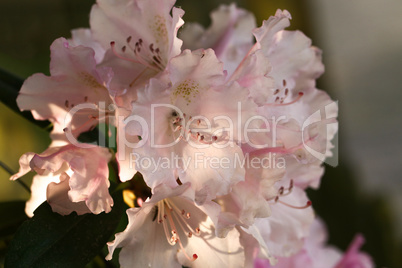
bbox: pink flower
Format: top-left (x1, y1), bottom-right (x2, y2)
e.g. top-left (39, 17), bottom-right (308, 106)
top-left (129, 48), bottom-right (257, 204)
top-left (253, 219), bottom-right (374, 268)
top-left (180, 4), bottom-right (256, 76)
top-left (10, 0), bottom-right (345, 266)
top-left (106, 183), bottom-right (245, 267)
top-left (334, 235), bottom-right (374, 268)
top-left (11, 144), bottom-right (113, 215)
top-left (89, 0), bottom-right (184, 109)
top-left (17, 37), bottom-right (113, 140)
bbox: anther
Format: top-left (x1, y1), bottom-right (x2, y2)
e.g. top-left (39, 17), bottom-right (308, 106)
top-left (278, 186), bottom-right (284, 195)
top-left (127, 36), bottom-right (132, 43)
top-left (267, 92), bottom-right (304, 106)
top-left (153, 56), bottom-right (161, 64)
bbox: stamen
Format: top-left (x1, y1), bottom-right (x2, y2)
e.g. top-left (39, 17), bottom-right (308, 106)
top-left (110, 41), bottom-right (159, 71)
top-left (289, 179), bottom-right (294, 191)
top-left (278, 200), bottom-right (312, 209)
top-left (162, 201), bottom-right (198, 261)
top-left (265, 92), bottom-right (304, 106)
top-left (129, 67), bottom-right (149, 87)
top-left (137, 197), bottom-right (144, 207)
top-left (63, 115), bottom-right (98, 135)
top-left (278, 186), bottom-right (284, 195)
top-left (153, 200), bottom-right (201, 262)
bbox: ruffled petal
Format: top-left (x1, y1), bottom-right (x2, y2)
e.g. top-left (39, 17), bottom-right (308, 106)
top-left (47, 173), bottom-right (91, 215)
top-left (29, 145), bottom-right (113, 214)
top-left (69, 28), bottom-right (106, 64)
top-left (90, 0), bottom-right (184, 61)
top-left (17, 37), bottom-right (113, 139)
top-left (180, 4), bottom-right (256, 76)
top-left (25, 174), bottom-right (60, 217)
top-left (251, 187), bottom-right (314, 257)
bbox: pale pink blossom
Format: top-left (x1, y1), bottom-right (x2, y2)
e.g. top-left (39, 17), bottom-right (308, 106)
top-left (129, 49), bottom-right (257, 204)
top-left (334, 235), bottom-right (374, 268)
top-left (24, 174), bottom-right (60, 217)
top-left (106, 183), bottom-right (245, 267)
top-left (11, 144), bottom-right (113, 215)
top-left (69, 28), bottom-right (106, 64)
top-left (216, 152), bottom-right (285, 236)
top-left (254, 219), bottom-right (374, 268)
top-left (89, 0), bottom-right (184, 109)
top-left (180, 4), bottom-right (256, 76)
top-left (17, 37), bottom-right (113, 141)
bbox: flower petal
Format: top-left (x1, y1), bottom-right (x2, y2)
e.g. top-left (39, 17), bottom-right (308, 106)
top-left (180, 4), bottom-right (256, 76)
top-left (17, 38), bottom-right (113, 139)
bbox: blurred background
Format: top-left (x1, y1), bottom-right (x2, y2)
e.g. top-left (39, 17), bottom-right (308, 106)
top-left (0, 0), bottom-right (401, 266)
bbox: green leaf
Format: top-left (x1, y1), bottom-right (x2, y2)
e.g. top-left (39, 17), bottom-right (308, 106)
top-left (0, 201), bottom-right (28, 238)
top-left (77, 127), bottom-right (104, 145)
top-left (0, 67), bottom-right (51, 129)
top-left (4, 189), bottom-right (125, 268)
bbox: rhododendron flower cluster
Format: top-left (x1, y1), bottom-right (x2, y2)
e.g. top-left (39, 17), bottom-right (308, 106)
top-left (10, 0), bottom-right (374, 267)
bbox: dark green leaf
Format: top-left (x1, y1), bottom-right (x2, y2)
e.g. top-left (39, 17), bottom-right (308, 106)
top-left (0, 201), bottom-right (28, 238)
top-left (76, 123), bottom-right (117, 151)
top-left (4, 189), bottom-right (125, 268)
top-left (0, 67), bottom-right (51, 129)
top-left (77, 127), bottom-right (104, 145)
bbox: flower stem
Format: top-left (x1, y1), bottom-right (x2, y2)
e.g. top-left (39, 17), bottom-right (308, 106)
top-left (0, 160), bottom-right (31, 193)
